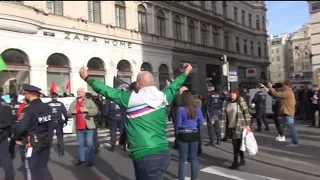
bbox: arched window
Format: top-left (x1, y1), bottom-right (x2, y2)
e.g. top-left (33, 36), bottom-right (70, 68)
top-left (0, 49), bottom-right (30, 94)
top-left (157, 11), bottom-right (165, 37)
top-left (173, 15), bottom-right (181, 40)
top-left (137, 4), bottom-right (147, 33)
top-left (159, 64), bottom-right (169, 90)
top-left (87, 58), bottom-right (105, 94)
top-left (46, 53), bottom-right (70, 95)
top-left (188, 20), bottom-right (195, 43)
top-left (117, 60), bottom-right (132, 84)
top-left (115, 1), bottom-right (126, 28)
top-left (201, 24), bottom-right (208, 45)
top-left (140, 62), bottom-right (152, 72)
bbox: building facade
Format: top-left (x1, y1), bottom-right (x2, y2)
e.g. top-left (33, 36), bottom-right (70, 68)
top-left (267, 34), bottom-right (292, 83)
top-left (0, 1), bottom-right (268, 95)
top-left (308, 1), bottom-right (320, 86)
top-left (289, 24), bottom-right (313, 88)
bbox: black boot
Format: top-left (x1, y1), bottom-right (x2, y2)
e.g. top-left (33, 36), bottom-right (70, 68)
top-left (265, 126), bottom-right (270, 131)
top-left (255, 127), bottom-right (262, 132)
top-left (108, 145), bottom-right (115, 152)
top-left (228, 154), bottom-right (239, 170)
top-left (216, 138), bottom-right (221, 145)
top-left (240, 152), bottom-right (245, 166)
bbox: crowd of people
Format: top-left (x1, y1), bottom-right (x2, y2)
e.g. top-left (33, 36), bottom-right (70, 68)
top-left (0, 62), bottom-right (304, 180)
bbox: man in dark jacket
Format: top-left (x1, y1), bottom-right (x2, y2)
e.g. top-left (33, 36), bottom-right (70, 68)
top-left (0, 90), bottom-right (15, 180)
top-left (269, 83), bottom-right (285, 141)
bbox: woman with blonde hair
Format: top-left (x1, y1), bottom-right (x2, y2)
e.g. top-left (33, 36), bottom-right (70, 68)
top-left (220, 88), bottom-right (251, 170)
top-left (176, 91), bottom-right (204, 180)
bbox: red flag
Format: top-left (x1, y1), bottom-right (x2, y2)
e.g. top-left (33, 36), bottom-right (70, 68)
top-left (49, 81), bottom-right (57, 93)
top-left (66, 78), bottom-right (70, 93)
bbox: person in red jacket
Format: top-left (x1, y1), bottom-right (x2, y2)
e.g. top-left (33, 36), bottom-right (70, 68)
top-left (17, 100), bottom-right (28, 119)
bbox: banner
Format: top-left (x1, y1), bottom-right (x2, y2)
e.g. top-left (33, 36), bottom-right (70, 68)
top-left (113, 76), bottom-right (129, 90)
top-left (41, 97), bottom-right (76, 134)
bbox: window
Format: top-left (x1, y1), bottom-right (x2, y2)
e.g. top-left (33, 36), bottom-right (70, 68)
top-left (244, 39), bottom-right (247, 54)
top-left (233, 7), bottom-right (238, 22)
top-left (277, 56), bottom-right (280, 61)
top-left (256, 15), bottom-right (260, 30)
top-left (156, 11), bottom-right (165, 37)
top-left (251, 41), bottom-right (254, 56)
top-left (236, 37), bottom-right (240, 53)
top-left (224, 32), bottom-right (229, 50)
top-left (212, 1), bottom-right (216, 13)
top-left (297, 52), bottom-right (300, 59)
top-left (212, 27), bottom-right (219, 47)
top-left (173, 15), bottom-right (182, 40)
top-left (305, 52), bottom-right (309, 57)
top-left (223, 2), bottom-right (227, 17)
top-left (264, 43), bottom-right (267, 57)
top-left (262, 16), bottom-right (265, 30)
top-left (200, 1), bottom-right (206, 9)
top-left (249, 14), bottom-right (252, 28)
top-left (46, 1), bottom-right (63, 15)
top-left (88, 1), bottom-right (101, 23)
top-left (276, 48), bottom-right (279, 53)
top-left (188, 20), bottom-right (195, 43)
top-left (242, 10), bottom-right (245, 25)
top-left (271, 58), bottom-right (274, 61)
top-left (258, 43), bottom-right (261, 57)
top-left (137, 5), bottom-right (147, 33)
top-left (115, 1), bottom-right (126, 28)
top-left (201, 24), bottom-right (208, 45)
top-left (304, 31), bottom-right (308, 37)
top-left (271, 49), bottom-right (274, 54)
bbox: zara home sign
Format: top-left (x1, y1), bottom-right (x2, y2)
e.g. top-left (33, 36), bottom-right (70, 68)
top-left (64, 32), bottom-right (132, 49)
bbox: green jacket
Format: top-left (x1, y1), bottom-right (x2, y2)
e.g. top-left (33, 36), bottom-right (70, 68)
top-left (87, 73), bottom-right (187, 160)
top-left (67, 97), bottom-right (98, 132)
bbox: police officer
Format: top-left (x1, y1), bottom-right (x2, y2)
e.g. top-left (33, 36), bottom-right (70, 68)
top-left (0, 89), bottom-right (15, 180)
top-left (107, 96), bottom-right (126, 152)
top-left (47, 92), bottom-right (68, 156)
top-left (12, 84), bottom-right (53, 180)
top-left (205, 85), bottom-right (222, 146)
top-left (251, 84), bottom-right (269, 132)
top-left (8, 94), bottom-right (26, 168)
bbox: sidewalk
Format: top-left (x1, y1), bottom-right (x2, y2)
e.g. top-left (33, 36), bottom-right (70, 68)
top-left (200, 124), bottom-right (320, 177)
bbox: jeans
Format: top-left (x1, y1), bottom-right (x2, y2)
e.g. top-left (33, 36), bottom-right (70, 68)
top-left (76, 129), bottom-right (94, 162)
top-left (283, 116), bottom-right (299, 145)
top-left (273, 114), bottom-right (284, 136)
top-left (178, 141), bottom-right (198, 180)
top-left (133, 151), bottom-right (170, 180)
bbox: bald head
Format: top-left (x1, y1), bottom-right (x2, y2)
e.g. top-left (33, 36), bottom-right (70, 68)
top-left (77, 88), bottom-right (85, 98)
top-left (137, 71), bottom-right (155, 89)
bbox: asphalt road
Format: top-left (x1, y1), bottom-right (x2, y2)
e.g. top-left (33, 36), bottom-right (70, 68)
top-left (1, 120), bottom-right (320, 180)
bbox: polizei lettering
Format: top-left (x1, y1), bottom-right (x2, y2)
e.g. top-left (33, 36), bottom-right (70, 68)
top-left (64, 32), bottom-right (132, 48)
top-left (38, 115), bottom-right (52, 123)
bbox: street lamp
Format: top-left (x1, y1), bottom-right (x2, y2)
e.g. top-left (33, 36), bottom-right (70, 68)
top-left (220, 55), bottom-right (230, 90)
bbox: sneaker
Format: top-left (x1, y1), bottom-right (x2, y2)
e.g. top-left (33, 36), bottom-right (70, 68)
top-left (278, 136), bottom-right (286, 142)
top-left (275, 135), bottom-right (281, 140)
top-left (286, 143), bottom-right (299, 147)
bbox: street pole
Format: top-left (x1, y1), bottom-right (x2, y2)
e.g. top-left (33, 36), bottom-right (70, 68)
top-left (224, 55), bottom-right (230, 91)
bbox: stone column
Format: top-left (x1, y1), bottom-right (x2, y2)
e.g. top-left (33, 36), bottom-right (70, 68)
top-left (29, 64), bottom-right (47, 94)
top-left (183, 16), bottom-right (188, 41)
top-left (105, 69), bottom-right (118, 87)
top-left (168, 11), bottom-right (173, 38)
top-left (153, 72), bottom-right (160, 88)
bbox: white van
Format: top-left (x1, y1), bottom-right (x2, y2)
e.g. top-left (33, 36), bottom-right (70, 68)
top-left (248, 89), bottom-right (273, 116)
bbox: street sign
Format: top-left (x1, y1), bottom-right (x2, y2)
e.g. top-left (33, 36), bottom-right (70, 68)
top-left (229, 69), bottom-right (238, 82)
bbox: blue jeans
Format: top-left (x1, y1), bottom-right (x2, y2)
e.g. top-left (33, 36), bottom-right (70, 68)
top-left (178, 141), bottom-right (198, 180)
top-left (133, 151), bottom-right (170, 180)
top-left (283, 116), bottom-right (299, 145)
top-left (76, 129), bottom-right (94, 162)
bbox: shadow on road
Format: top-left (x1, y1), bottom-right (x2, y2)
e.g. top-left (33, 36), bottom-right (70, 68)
top-left (51, 145), bottom-right (102, 180)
